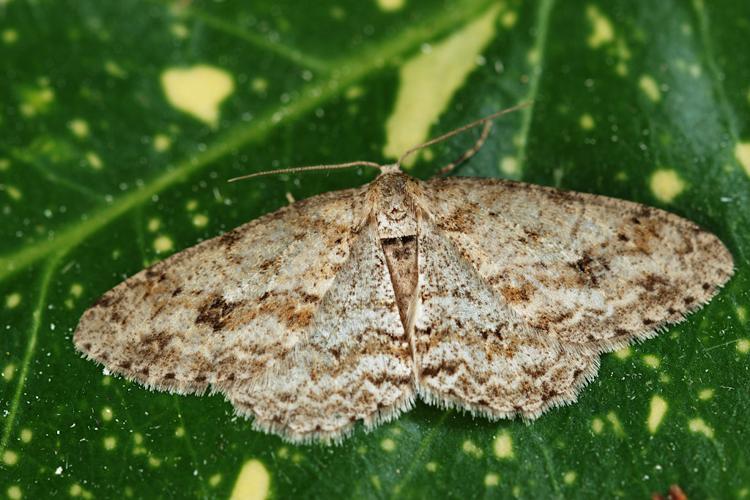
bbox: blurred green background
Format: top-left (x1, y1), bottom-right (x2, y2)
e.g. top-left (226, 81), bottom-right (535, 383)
top-left (1, 0), bottom-right (749, 498)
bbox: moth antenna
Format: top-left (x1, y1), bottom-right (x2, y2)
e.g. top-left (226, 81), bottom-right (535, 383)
top-left (228, 161), bottom-right (382, 183)
top-left (396, 101), bottom-right (531, 168)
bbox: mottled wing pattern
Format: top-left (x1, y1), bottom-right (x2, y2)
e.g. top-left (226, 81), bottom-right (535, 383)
top-left (413, 217), bottom-right (598, 418)
top-left (75, 189), bottom-right (361, 396)
top-left (421, 177), bottom-right (734, 351)
top-left (229, 222), bottom-right (415, 443)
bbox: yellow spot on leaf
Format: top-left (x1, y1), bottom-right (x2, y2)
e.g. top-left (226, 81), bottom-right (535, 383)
top-left (563, 471), bottom-right (577, 485)
top-left (153, 134), bottom-right (172, 152)
top-left (591, 417), bottom-right (604, 434)
top-left (86, 151), bottom-right (103, 170)
top-left (586, 5), bottom-right (614, 48)
top-left (501, 10), bottom-right (517, 28)
top-left (425, 462), bottom-right (437, 472)
top-left (735, 142), bottom-right (750, 177)
top-left (688, 418), bottom-right (714, 438)
top-left (175, 426), bottom-right (185, 438)
top-left (230, 460), bottom-right (270, 500)
top-left (2, 450), bottom-right (18, 466)
top-left (153, 235), bottom-right (173, 253)
top-left (4, 185), bottom-right (22, 201)
top-left (2, 29), bottom-right (18, 44)
top-left (209, 474), bottom-right (222, 487)
top-left (647, 395), bottom-right (668, 434)
top-left (104, 61), bottom-right (127, 78)
top-left (251, 78), bottom-right (268, 94)
top-left (192, 214), bottom-right (209, 228)
top-left (147, 218), bottom-right (161, 232)
top-left (493, 431), bottom-right (513, 459)
top-left (133, 433), bottom-right (143, 445)
top-left (0, 158), bottom-right (9, 171)
top-left (148, 456), bottom-right (162, 467)
top-left (639, 75), bottom-right (661, 102)
top-left (737, 306), bottom-right (747, 323)
top-left (462, 439), bottom-right (483, 458)
top-left (650, 169), bottom-right (685, 203)
top-left (607, 411), bottom-right (624, 436)
top-left (613, 346), bottom-right (631, 360)
top-left (7, 486), bottom-right (22, 500)
top-left (20, 429), bottom-right (32, 443)
top-left (186, 199), bottom-right (198, 211)
top-left (380, 438), bottom-right (396, 452)
top-left (70, 284), bottom-right (84, 298)
top-left (383, 5), bottom-right (501, 165)
top-left (376, 0), bottom-right (404, 12)
top-left (3, 364), bottom-right (16, 381)
top-left (5, 293), bottom-right (21, 309)
top-left (642, 354), bottom-right (661, 369)
top-left (20, 84), bottom-right (54, 117)
top-left (161, 65), bottom-right (235, 128)
top-left (103, 436), bottom-right (117, 450)
top-left (698, 388), bottom-right (714, 401)
top-left (69, 119), bottom-right (89, 138)
top-left (70, 484), bottom-right (82, 497)
top-left (171, 23), bottom-right (189, 39)
top-left (579, 113), bottom-right (595, 130)
top-left (499, 156), bottom-right (519, 176)
top-left (484, 473), bottom-right (500, 487)
top-left (101, 406), bottom-right (113, 422)
top-left (737, 338), bottom-right (750, 354)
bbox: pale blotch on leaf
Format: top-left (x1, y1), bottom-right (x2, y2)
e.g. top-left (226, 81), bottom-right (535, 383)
top-left (493, 431), bottom-right (513, 459)
top-left (148, 456), bottom-right (162, 468)
top-left (7, 486), bottom-right (22, 500)
top-left (563, 471), bottom-right (577, 485)
top-left (688, 418), bottom-right (714, 438)
top-left (607, 411), bottom-right (625, 436)
top-left (100, 406), bottom-right (113, 422)
top-left (698, 388), bottom-right (714, 401)
top-left (382, 5), bottom-right (501, 165)
top-left (147, 218), bottom-right (161, 233)
top-left (380, 438), bottom-right (396, 452)
top-left (591, 417), bottom-right (604, 434)
top-left (737, 339), bottom-right (750, 354)
top-left (103, 436), bottom-right (117, 450)
top-left (376, 0), bottom-right (404, 12)
top-left (229, 460), bottom-right (270, 500)
top-left (251, 77), bottom-right (268, 94)
top-left (161, 65), bottom-right (235, 128)
top-left (86, 151), bottom-right (103, 170)
top-left (484, 473), bottom-right (500, 487)
top-left (642, 354), bottom-right (661, 369)
top-left (735, 142), bottom-right (750, 177)
top-left (5, 292), bottom-right (21, 309)
top-left (2, 28), bottom-right (19, 44)
top-left (639, 75), bottom-right (661, 102)
top-left (0, 158), bottom-right (10, 171)
top-left (425, 462), bottom-right (438, 472)
top-left (3, 364), bottom-right (16, 382)
top-left (174, 426), bottom-right (185, 438)
top-left (2, 450), bottom-right (18, 466)
top-left (462, 439), bottom-right (483, 459)
top-left (737, 306), bottom-right (747, 323)
top-left (579, 113), bottom-right (595, 130)
top-left (170, 23), bottom-right (189, 39)
top-left (209, 474), bottom-right (222, 487)
top-left (586, 5), bottom-right (614, 48)
top-left (70, 283), bottom-right (84, 298)
top-left (500, 156), bottom-right (519, 176)
top-left (153, 235), bottom-right (174, 254)
top-left (153, 134), bottom-right (172, 152)
top-left (4, 185), bottom-right (23, 201)
top-left (647, 395), bottom-right (667, 434)
top-left (104, 61), bottom-right (127, 78)
top-left (192, 214), bottom-right (209, 228)
top-left (613, 346), bottom-right (631, 360)
top-left (650, 169), bottom-right (685, 203)
top-left (501, 10), bottom-right (517, 28)
top-left (69, 118), bottom-right (90, 138)
top-left (20, 83), bottom-right (55, 117)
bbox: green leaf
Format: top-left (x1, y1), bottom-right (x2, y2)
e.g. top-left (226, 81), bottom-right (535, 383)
top-left (2, 0), bottom-right (749, 498)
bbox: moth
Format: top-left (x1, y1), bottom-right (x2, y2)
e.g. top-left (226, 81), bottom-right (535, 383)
top-left (74, 106), bottom-right (734, 444)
